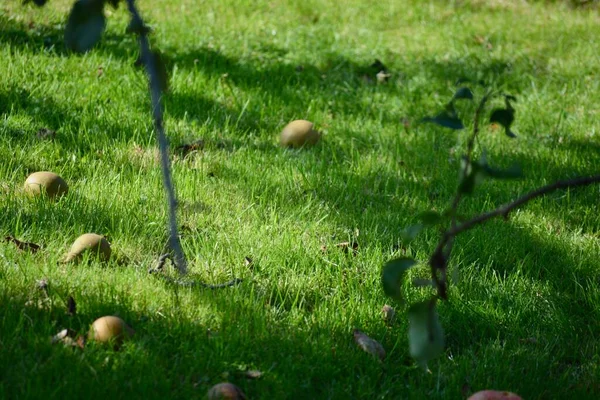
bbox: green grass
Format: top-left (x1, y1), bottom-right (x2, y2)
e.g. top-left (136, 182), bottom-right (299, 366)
top-left (1, 0), bottom-right (600, 398)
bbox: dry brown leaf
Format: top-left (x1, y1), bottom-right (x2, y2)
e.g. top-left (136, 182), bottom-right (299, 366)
top-left (36, 279), bottom-right (49, 292)
top-left (36, 128), bottom-right (56, 140)
top-left (335, 241), bottom-right (358, 256)
top-left (176, 139), bottom-right (205, 156)
top-left (243, 370), bottom-right (263, 379)
top-left (376, 70), bottom-right (391, 83)
top-left (4, 236), bottom-right (41, 253)
top-left (353, 329), bottom-right (386, 362)
top-left (381, 304), bottom-right (396, 324)
top-left (51, 329), bottom-right (83, 348)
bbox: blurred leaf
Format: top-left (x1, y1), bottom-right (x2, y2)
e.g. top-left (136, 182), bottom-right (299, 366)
top-left (489, 108), bottom-right (516, 138)
top-left (453, 87), bottom-right (474, 101)
top-left (400, 224), bottom-right (423, 242)
top-left (408, 299), bottom-right (445, 368)
top-left (482, 163), bottom-right (522, 179)
top-left (106, 0), bottom-right (121, 8)
top-left (458, 158), bottom-right (484, 195)
top-left (401, 211), bottom-right (443, 242)
top-left (417, 211), bottom-right (442, 226)
top-left (422, 111), bottom-right (464, 130)
top-left (353, 329), bottom-right (386, 362)
top-left (412, 278), bottom-right (435, 287)
top-left (382, 257), bottom-right (416, 300)
top-left (65, 0), bottom-right (106, 53)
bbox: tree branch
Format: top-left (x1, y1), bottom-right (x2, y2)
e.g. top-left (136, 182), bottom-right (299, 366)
top-left (430, 173), bottom-right (600, 296)
top-left (433, 92), bottom-right (493, 298)
top-left (125, 0), bottom-right (187, 274)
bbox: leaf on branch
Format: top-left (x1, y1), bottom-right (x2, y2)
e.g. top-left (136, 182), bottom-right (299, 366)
top-left (417, 211), bottom-right (442, 225)
top-left (458, 158), bottom-right (485, 195)
top-left (489, 108), bottom-right (516, 138)
top-left (382, 257), bottom-right (417, 301)
top-left (65, 0), bottom-right (106, 53)
top-left (452, 87), bottom-right (474, 101)
top-left (422, 102), bottom-right (464, 130)
top-left (408, 299), bottom-right (445, 368)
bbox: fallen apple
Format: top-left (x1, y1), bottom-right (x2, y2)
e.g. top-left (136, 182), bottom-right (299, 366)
top-left (467, 390), bottom-right (522, 400)
top-left (88, 316), bottom-right (134, 348)
top-left (65, 233), bottom-right (111, 263)
top-left (207, 382), bottom-right (247, 400)
top-left (24, 171), bottom-right (68, 199)
top-left (280, 119), bottom-right (321, 148)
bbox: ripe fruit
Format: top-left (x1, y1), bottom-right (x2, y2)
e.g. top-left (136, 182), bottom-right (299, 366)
top-left (280, 120), bottom-right (321, 148)
top-left (467, 390), bottom-right (522, 400)
top-left (207, 383), bottom-right (247, 400)
top-left (88, 316), bottom-right (134, 347)
top-left (65, 233), bottom-right (111, 263)
top-left (24, 171), bottom-right (68, 199)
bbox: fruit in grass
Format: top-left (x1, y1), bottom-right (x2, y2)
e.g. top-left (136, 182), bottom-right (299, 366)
top-left (24, 171), bottom-right (68, 198)
top-left (88, 316), bottom-right (134, 347)
top-left (65, 233), bottom-right (111, 263)
top-left (280, 120), bottom-right (321, 148)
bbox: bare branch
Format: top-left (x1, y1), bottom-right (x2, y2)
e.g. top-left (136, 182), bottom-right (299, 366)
top-left (125, 0), bottom-right (187, 274)
top-left (448, 174), bottom-right (600, 238)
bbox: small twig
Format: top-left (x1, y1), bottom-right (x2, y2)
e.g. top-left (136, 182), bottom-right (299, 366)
top-left (430, 174), bottom-right (600, 298)
top-left (125, 0), bottom-right (187, 274)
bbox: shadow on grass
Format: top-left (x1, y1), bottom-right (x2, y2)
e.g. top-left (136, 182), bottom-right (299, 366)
top-left (0, 283), bottom-right (399, 399)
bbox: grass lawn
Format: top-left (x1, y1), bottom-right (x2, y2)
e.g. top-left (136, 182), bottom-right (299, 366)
top-left (1, 0), bottom-right (600, 398)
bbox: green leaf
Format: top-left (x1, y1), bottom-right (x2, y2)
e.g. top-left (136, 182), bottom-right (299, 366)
top-left (400, 224), bottom-right (423, 242)
top-left (482, 163), bottom-right (522, 179)
top-left (452, 87), bottom-right (474, 101)
top-left (408, 299), bottom-right (445, 368)
top-left (457, 158), bottom-right (484, 195)
top-left (65, 0), bottom-right (106, 53)
top-left (417, 211), bottom-right (442, 225)
top-left (489, 108), bottom-right (516, 138)
top-left (422, 111), bottom-right (464, 130)
top-left (382, 258), bottom-right (417, 301)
